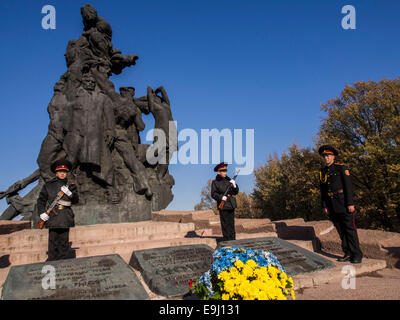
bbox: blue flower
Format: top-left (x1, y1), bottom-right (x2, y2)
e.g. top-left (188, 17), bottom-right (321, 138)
top-left (196, 247), bottom-right (288, 298)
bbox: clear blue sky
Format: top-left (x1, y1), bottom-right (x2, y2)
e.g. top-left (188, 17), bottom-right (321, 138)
top-left (0, 0), bottom-right (399, 214)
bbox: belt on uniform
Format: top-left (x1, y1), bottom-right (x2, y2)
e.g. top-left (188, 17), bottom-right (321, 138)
top-left (327, 189), bottom-right (344, 198)
top-left (57, 199), bottom-right (71, 210)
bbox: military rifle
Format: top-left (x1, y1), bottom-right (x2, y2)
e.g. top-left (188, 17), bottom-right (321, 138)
top-left (218, 169), bottom-right (240, 210)
top-left (37, 183), bottom-right (73, 229)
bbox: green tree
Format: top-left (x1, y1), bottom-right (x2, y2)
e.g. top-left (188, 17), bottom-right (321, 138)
top-left (235, 192), bottom-right (263, 218)
top-left (194, 179), bottom-right (218, 213)
top-left (252, 144), bottom-right (325, 222)
top-left (196, 79), bottom-right (400, 231)
top-left (318, 79), bottom-right (400, 231)
top-left (194, 180), bottom-right (262, 218)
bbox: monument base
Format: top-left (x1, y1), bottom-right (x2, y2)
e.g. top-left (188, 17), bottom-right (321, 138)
top-left (28, 166), bottom-right (174, 227)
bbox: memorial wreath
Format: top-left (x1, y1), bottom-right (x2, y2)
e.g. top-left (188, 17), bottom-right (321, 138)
top-left (190, 247), bottom-right (295, 300)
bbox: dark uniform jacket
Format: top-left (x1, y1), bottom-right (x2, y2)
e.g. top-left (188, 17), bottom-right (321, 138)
top-left (319, 163), bottom-right (354, 214)
top-left (211, 175), bottom-right (239, 210)
top-left (37, 177), bottom-right (79, 228)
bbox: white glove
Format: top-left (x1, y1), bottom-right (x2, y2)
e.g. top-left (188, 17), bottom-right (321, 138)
top-left (229, 179), bottom-right (236, 188)
top-left (61, 185), bottom-right (72, 197)
top-left (222, 196), bottom-right (227, 201)
top-left (40, 213), bottom-right (49, 221)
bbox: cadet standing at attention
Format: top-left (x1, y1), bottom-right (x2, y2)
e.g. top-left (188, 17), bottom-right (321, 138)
top-left (319, 145), bottom-right (363, 264)
top-left (211, 162), bottom-right (239, 241)
top-left (37, 159), bottom-right (79, 261)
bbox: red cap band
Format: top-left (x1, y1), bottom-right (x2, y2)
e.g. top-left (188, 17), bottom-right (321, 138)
top-left (55, 165), bottom-right (69, 172)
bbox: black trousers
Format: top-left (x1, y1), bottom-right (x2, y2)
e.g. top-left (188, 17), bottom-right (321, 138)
top-left (48, 228), bottom-right (70, 261)
top-left (219, 209), bottom-right (236, 241)
top-left (329, 210), bottom-right (363, 259)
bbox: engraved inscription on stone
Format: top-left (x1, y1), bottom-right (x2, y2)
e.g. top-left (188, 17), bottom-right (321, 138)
top-left (219, 237), bottom-right (335, 276)
top-left (130, 244), bottom-right (214, 297)
top-left (2, 254), bottom-right (149, 300)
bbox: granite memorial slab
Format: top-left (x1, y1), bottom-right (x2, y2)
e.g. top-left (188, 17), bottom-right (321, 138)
top-left (130, 244), bottom-right (214, 297)
top-left (219, 237), bottom-right (335, 276)
top-left (2, 254), bottom-right (149, 300)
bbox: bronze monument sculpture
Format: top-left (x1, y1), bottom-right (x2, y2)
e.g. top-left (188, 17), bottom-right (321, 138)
top-left (0, 4), bottom-right (176, 226)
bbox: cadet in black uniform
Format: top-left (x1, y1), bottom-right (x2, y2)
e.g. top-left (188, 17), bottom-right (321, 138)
top-left (37, 159), bottom-right (79, 261)
top-left (318, 145), bottom-right (363, 264)
top-left (211, 162), bottom-right (239, 241)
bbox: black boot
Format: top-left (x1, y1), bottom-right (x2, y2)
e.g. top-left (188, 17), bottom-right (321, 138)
top-left (350, 256), bottom-right (362, 264)
top-left (337, 254), bottom-right (351, 262)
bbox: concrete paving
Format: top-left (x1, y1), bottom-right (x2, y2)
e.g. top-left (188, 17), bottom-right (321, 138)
top-left (296, 268), bottom-right (400, 300)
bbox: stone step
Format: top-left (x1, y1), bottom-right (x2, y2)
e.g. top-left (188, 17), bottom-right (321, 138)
top-left (0, 221), bottom-right (195, 247)
top-left (76, 237), bottom-right (217, 262)
top-left (275, 220), bottom-right (333, 240)
top-left (191, 210), bottom-right (218, 220)
top-left (286, 239), bottom-right (320, 252)
top-left (152, 211), bottom-right (278, 236)
top-left (208, 222), bottom-right (276, 235)
top-left (152, 210), bottom-right (217, 223)
top-left (272, 218), bottom-right (306, 226)
top-left (318, 227), bottom-right (400, 268)
top-left (293, 257), bottom-right (387, 290)
top-left (0, 230), bottom-right (193, 253)
top-left (2, 237), bottom-right (217, 267)
top-left (191, 219), bottom-right (220, 230)
top-left (0, 221), bottom-right (31, 235)
top-left (212, 232), bottom-right (278, 240)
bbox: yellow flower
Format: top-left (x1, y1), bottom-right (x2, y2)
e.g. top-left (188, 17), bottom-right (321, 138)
top-left (230, 266), bottom-right (240, 277)
top-left (217, 262), bottom-right (296, 301)
top-left (234, 260), bottom-right (245, 269)
top-left (248, 285), bottom-right (259, 298)
top-left (257, 291), bottom-right (268, 300)
top-left (224, 279), bottom-right (235, 293)
top-left (290, 289), bottom-right (296, 300)
top-left (218, 270), bottom-right (230, 282)
top-left (242, 266), bottom-right (254, 278)
top-left (245, 259), bottom-right (257, 269)
top-left (238, 285), bottom-right (249, 299)
top-left (276, 293), bottom-right (287, 300)
top-left (222, 293), bottom-right (230, 300)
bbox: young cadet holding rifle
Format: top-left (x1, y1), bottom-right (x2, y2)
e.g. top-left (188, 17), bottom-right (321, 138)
top-left (211, 162), bottom-right (239, 241)
top-left (37, 159), bottom-right (79, 261)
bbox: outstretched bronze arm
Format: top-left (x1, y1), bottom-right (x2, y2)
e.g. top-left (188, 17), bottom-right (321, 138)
top-left (155, 86), bottom-right (170, 105)
top-left (0, 169), bottom-right (40, 200)
top-left (147, 86), bottom-right (155, 112)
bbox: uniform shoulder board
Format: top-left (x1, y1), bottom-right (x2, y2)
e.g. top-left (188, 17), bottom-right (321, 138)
top-left (342, 166), bottom-right (351, 176)
top-left (337, 164), bottom-right (351, 176)
top-left (335, 163), bottom-right (344, 166)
